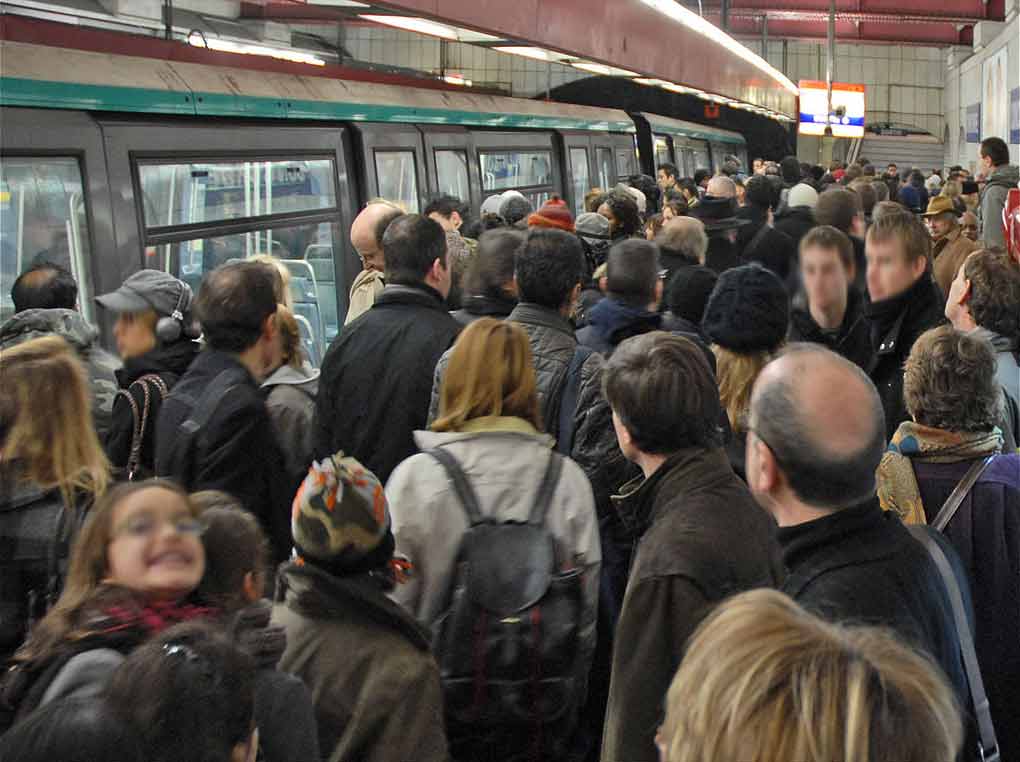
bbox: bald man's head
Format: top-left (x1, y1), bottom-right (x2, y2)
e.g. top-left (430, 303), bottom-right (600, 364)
top-left (749, 344), bottom-right (886, 509)
top-left (350, 202), bottom-right (403, 273)
top-left (706, 176), bottom-right (737, 200)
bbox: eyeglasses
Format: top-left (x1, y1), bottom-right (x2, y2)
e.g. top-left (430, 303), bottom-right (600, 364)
top-left (114, 513), bottom-right (204, 539)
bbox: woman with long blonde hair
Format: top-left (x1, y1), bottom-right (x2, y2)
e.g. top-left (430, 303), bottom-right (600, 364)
top-left (385, 317), bottom-right (601, 761)
top-left (657, 588), bottom-right (962, 762)
top-left (701, 264), bottom-right (789, 480)
top-left (0, 335), bottom-right (111, 658)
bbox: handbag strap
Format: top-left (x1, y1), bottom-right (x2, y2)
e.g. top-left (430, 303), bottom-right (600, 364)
top-left (117, 375), bottom-right (170, 481)
top-left (930, 455), bottom-right (996, 532)
top-left (908, 527), bottom-right (1000, 762)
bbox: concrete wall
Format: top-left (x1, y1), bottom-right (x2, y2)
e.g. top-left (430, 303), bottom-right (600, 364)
top-left (943, 14), bottom-right (1020, 173)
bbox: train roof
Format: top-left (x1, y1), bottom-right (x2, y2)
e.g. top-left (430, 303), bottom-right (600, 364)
top-left (0, 40), bottom-right (635, 133)
top-left (637, 112), bottom-right (746, 146)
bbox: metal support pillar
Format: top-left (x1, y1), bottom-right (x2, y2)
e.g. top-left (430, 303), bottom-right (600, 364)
top-left (821, 0), bottom-right (836, 165)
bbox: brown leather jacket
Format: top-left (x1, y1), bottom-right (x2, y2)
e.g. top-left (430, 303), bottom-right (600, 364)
top-left (932, 227), bottom-right (977, 299)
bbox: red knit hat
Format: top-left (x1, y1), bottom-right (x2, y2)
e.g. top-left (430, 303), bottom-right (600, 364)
top-left (528, 196), bottom-right (575, 232)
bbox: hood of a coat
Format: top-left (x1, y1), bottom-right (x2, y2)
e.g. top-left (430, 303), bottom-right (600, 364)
top-left (261, 360), bottom-right (320, 394)
top-left (588, 298), bottom-right (661, 345)
top-left (414, 419), bottom-right (555, 451)
top-left (971, 326), bottom-right (1018, 354)
top-left (0, 308), bottom-right (99, 352)
top-left (986, 164), bottom-right (1019, 190)
top-left (117, 340), bottom-right (199, 387)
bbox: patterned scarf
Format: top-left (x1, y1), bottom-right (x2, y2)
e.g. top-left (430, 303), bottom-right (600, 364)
top-left (877, 421), bottom-right (1003, 524)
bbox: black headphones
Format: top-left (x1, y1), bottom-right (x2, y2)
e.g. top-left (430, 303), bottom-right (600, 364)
top-left (154, 281), bottom-right (199, 343)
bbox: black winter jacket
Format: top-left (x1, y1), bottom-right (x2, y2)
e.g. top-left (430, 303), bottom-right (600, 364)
top-left (450, 293), bottom-right (517, 326)
top-left (105, 340), bottom-right (198, 479)
top-left (314, 284), bottom-right (461, 484)
top-left (778, 500), bottom-right (969, 720)
top-left (155, 350), bottom-right (294, 563)
top-left (601, 448), bottom-right (781, 762)
top-left (864, 274), bottom-right (945, 440)
top-left (788, 287), bottom-right (872, 370)
top-left (772, 206), bottom-right (816, 250)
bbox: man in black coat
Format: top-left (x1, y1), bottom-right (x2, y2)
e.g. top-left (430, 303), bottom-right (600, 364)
top-left (745, 345), bottom-right (969, 722)
top-left (736, 175), bottom-right (797, 283)
top-left (862, 211), bottom-right (945, 440)
top-left (691, 176), bottom-right (748, 274)
top-left (314, 214), bottom-right (461, 485)
top-left (155, 261), bottom-right (293, 562)
top-left (787, 226), bottom-right (872, 370)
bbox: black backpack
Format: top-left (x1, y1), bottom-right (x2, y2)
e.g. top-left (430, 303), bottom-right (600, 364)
top-left (426, 447), bottom-right (585, 760)
top-left (158, 367), bottom-right (248, 488)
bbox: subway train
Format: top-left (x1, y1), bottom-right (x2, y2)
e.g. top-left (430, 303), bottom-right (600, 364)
top-left (0, 39), bottom-right (747, 363)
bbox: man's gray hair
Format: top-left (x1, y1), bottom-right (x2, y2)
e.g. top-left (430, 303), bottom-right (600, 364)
top-left (657, 218), bottom-right (709, 265)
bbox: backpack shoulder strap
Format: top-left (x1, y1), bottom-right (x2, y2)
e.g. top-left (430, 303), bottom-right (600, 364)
top-left (908, 526), bottom-right (1000, 761)
top-left (181, 367), bottom-right (249, 438)
top-left (930, 455), bottom-right (996, 532)
top-left (557, 345), bottom-right (596, 455)
top-left (427, 448), bottom-right (485, 526)
top-left (527, 451), bottom-right (564, 526)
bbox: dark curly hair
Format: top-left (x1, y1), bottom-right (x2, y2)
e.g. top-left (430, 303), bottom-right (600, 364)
top-left (904, 325), bottom-right (1002, 433)
top-left (601, 191), bottom-right (642, 239)
top-left (964, 248), bottom-right (1020, 342)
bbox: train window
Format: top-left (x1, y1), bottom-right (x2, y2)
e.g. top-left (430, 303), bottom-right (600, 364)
top-left (596, 148), bottom-right (613, 190)
top-left (0, 157), bottom-right (93, 323)
top-left (137, 159), bottom-right (336, 230)
top-left (374, 150), bottom-right (419, 212)
top-left (654, 135), bottom-right (672, 170)
top-left (435, 150), bottom-right (470, 201)
top-left (615, 148), bottom-right (634, 179)
top-left (692, 142), bottom-right (711, 176)
top-left (164, 220), bottom-right (341, 361)
top-left (479, 151), bottom-right (552, 192)
top-left (569, 148), bottom-right (590, 217)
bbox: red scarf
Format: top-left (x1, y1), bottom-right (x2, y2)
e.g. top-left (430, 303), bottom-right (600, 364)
top-left (100, 598), bottom-right (217, 638)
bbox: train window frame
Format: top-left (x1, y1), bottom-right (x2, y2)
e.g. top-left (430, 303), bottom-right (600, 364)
top-left (0, 154), bottom-right (96, 323)
top-left (373, 149), bottom-right (420, 213)
top-left (477, 149), bottom-right (555, 195)
top-left (433, 148), bottom-right (470, 202)
top-left (129, 151), bottom-right (346, 362)
top-left (596, 147), bottom-right (614, 190)
top-left (568, 147), bottom-right (591, 218)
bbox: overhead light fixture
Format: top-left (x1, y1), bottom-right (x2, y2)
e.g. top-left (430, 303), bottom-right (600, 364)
top-left (571, 61), bottom-right (639, 77)
top-left (456, 29), bottom-right (503, 43)
top-left (493, 46), bottom-right (569, 63)
top-left (188, 32), bottom-right (326, 66)
top-left (639, 0), bottom-right (799, 96)
top-left (634, 78), bottom-right (670, 87)
top-left (358, 15), bottom-right (458, 41)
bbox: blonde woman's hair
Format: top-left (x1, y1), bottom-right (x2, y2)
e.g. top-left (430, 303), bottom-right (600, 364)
top-left (712, 344), bottom-right (772, 432)
top-left (249, 254), bottom-right (293, 309)
top-left (940, 179), bottom-right (962, 200)
top-left (275, 303), bottom-right (303, 370)
top-left (433, 318), bottom-right (542, 433)
top-left (0, 335), bottom-right (109, 507)
top-left (660, 589), bottom-right (962, 762)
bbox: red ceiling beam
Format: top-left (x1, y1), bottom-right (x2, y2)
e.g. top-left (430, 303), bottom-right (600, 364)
top-left (722, 13), bottom-right (973, 45)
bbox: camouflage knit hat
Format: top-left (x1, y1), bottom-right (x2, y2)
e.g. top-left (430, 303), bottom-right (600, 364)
top-left (291, 453), bottom-right (391, 570)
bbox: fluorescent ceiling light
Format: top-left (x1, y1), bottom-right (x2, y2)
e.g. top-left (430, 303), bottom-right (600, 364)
top-left (639, 0), bottom-right (799, 97)
top-left (634, 78), bottom-right (670, 87)
top-left (189, 33), bottom-right (326, 66)
top-left (456, 29), bottom-right (502, 43)
top-left (493, 46), bottom-right (569, 63)
top-left (571, 61), bottom-right (639, 77)
top-left (358, 15), bottom-right (458, 41)
top-left (443, 74), bottom-right (473, 86)
top-left (308, 1), bottom-right (368, 6)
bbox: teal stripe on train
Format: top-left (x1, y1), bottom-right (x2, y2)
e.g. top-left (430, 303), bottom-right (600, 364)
top-left (0, 76), bottom-right (637, 132)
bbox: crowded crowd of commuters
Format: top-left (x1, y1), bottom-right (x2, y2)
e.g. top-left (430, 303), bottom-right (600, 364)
top-left (1, 132), bottom-right (1019, 762)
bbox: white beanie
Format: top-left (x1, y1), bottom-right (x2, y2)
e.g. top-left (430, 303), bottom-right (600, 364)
top-left (787, 183), bottom-right (819, 210)
top-left (481, 194), bottom-right (503, 217)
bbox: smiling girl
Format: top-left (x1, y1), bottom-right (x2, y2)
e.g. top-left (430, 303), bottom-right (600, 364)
top-left (3, 480), bottom-right (211, 724)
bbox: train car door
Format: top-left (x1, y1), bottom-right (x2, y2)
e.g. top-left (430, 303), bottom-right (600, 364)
top-left (354, 124), bottom-right (427, 214)
top-left (0, 108), bottom-right (116, 325)
top-left (421, 127), bottom-right (480, 216)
